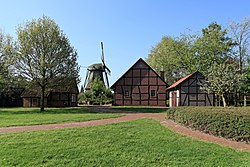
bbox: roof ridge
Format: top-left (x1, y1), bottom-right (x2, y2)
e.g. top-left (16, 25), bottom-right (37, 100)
top-left (166, 72), bottom-right (196, 90)
top-left (111, 58), bottom-right (168, 88)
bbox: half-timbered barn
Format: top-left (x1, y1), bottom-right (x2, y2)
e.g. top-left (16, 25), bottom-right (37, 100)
top-left (167, 71), bottom-right (214, 107)
top-left (21, 84), bottom-right (78, 107)
top-left (111, 58), bottom-right (168, 106)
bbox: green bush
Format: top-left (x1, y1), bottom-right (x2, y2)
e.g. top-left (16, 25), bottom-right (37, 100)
top-left (166, 107), bottom-right (250, 143)
top-left (93, 101), bottom-right (101, 105)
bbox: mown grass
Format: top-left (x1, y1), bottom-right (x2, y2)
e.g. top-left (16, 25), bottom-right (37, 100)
top-left (110, 106), bottom-right (168, 113)
top-left (1, 119), bottom-right (250, 166)
top-left (0, 107), bottom-right (120, 127)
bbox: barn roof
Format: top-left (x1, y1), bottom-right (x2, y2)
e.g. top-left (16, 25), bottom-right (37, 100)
top-left (111, 58), bottom-right (168, 88)
top-left (21, 89), bottom-right (50, 98)
top-left (166, 71), bottom-right (203, 91)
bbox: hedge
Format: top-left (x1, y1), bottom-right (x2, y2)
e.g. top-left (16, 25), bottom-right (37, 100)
top-left (166, 107), bottom-right (250, 143)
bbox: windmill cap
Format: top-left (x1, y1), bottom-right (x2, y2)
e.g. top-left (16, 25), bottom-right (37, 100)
top-left (87, 63), bottom-right (104, 71)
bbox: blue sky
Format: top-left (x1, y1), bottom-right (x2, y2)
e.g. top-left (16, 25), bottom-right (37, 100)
top-left (0, 0), bottom-right (249, 86)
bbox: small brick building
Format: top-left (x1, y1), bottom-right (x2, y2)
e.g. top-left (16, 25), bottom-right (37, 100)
top-left (167, 71), bottom-right (214, 107)
top-left (111, 58), bottom-right (168, 106)
top-left (21, 83), bottom-right (79, 107)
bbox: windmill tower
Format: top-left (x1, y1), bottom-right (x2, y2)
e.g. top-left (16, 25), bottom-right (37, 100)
top-left (83, 42), bottom-right (111, 92)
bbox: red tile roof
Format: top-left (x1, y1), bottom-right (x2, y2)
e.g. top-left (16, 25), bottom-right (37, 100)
top-left (166, 73), bottom-right (194, 90)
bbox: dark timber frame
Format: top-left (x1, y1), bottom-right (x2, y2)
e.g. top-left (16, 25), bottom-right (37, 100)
top-left (111, 58), bottom-right (168, 106)
top-left (21, 81), bottom-right (79, 108)
top-left (167, 71), bottom-right (214, 107)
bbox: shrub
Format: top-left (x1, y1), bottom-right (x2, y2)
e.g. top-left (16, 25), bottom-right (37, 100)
top-left (93, 101), bottom-right (101, 105)
top-left (166, 107), bottom-right (250, 143)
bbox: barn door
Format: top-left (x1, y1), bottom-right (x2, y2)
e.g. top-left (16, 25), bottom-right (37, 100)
top-left (172, 91), bottom-right (177, 107)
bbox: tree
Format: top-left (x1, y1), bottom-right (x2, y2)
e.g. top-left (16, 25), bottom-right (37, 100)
top-left (240, 59), bottom-right (250, 106)
top-left (146, 22), bottom-right (234, 84)
top-left (91, 77), bottom-right (111, 99)
top-left (147, 36), bottom-right (175, 84)
top-left (230, 18), bottom-right (250, 74)
top-left (0, 38), bottom-right (8, 88)
top-left (192, 22), bottom-right (235, 75)
top-left (242, 62), bottom-right (250, 91)
top-left (0, 30), bottom-right (15, 90)
top-left (80, 77), bottom-right (113, 104)
top-left (202, 62), bottom-right (241, 107)
top-left (146, 36), bottom-right (193, 84)
top-left (229, 18), bottom-right (250, 106)
top-left (91, 77), bottom-right (106, 99)
top-left (15, 16), bottom-right (80, 111)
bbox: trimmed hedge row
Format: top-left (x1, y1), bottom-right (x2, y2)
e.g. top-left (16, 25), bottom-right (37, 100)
top-left (166, 107), bottom-right (250, 143)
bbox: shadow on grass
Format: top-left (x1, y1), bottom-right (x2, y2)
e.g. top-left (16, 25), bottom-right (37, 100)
top-left (109, 106), bottom-right (169, 113)
top-left (0, 106), bottom-right (169, 114)
top-left (0, 107), bottom-right (101, 115)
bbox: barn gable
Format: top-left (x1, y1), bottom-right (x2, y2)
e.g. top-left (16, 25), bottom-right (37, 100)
top-left (111, 58), bottom-right (168, 106)
top-left (167, 71), bottom-right (214, 107)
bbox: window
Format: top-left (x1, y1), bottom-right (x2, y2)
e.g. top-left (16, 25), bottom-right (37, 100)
top-left (124, 90), bottom-right (130, 97)
top-left (151, 90), bottom-right (156, 97)
top-left (71, 94), bottom-right (76, 103)
top-left (32, 98), bottom-right (39, 106)
top-left (32, 98), bottom-right (38, 103)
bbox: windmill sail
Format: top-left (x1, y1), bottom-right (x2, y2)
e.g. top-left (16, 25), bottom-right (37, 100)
top-left (83, 42), bottom-right (111, 92)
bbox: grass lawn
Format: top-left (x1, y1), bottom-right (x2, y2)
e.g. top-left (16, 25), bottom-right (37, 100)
top-left (0, 119), bottom-right (250, 166)
top-left (110, 106), bottom-right (168, 113)
top-left (0, 107), bottom-right (120, 127)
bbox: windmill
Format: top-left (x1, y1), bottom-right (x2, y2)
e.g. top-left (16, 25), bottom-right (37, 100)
top-left (83, 42), bottom-right (111, 92)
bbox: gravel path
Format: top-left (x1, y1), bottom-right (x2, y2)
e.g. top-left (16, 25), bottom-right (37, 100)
top-left (0, 107), bottom-right (250, 152)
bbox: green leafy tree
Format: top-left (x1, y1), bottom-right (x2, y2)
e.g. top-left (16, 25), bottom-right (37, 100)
top-left (15, 16), bottom-right (80, 111)
top-left (192, 22), bottom-right (235, 75)
top-left (202, 62), bottom-right (242, 107)
top-left (241, 60), bottom-right (250, 106)
top-left (0, 32), bottom-right (8, 87)
top-left (147, 22), bottom-right (234, 84)
top-left (90, 77), bottom-right (112, 104)
top-left (0, 31), bottom-right (16, 90)
top-left (77, 92), bottom-right (85, 103)
top-left (91, 77), bottom-right (108, 98)
top-left (241, 63), bottom-right (250, 92)
top-left (146, 36), bottom-right (194, 84)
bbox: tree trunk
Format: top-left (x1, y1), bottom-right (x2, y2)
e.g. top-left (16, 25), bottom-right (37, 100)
top-left (244, 95), bottom-right (247, 107)
top-left (40, 86), bottom-right (45, 112)
top-left (239, 46), bottom-right (243, 75)
top-left (216, 95), bottom-right (220, 107)
top-left (222, 95), bottom-right (227, 107)
top-left (234, 92), bottom-right (237, 107)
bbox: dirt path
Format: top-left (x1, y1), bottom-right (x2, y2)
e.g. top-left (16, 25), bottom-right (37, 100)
top-left (0, 108), bottom-right (250, 152)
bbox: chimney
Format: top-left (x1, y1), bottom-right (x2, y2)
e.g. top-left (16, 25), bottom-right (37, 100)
top-left (160, 71), bottom-right (165, 81)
